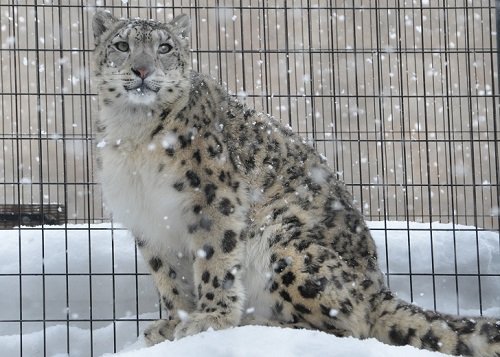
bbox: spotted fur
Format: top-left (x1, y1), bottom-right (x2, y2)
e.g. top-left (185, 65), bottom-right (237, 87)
top-left (92, 10), bottom-right (500, 356)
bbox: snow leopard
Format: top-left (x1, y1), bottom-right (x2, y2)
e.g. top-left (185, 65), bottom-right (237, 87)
top-left (92, 10), bottom-right (500, 356)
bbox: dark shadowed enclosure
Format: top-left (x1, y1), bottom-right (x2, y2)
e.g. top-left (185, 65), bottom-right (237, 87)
top-left (0, 1), bottom-right (499, 356)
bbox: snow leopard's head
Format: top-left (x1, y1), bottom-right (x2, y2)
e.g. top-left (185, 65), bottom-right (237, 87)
top-left (92, 10), bottom-right (191, 107)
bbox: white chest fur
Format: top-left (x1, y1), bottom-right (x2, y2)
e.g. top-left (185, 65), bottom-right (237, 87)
top-left (99, 143), bottom-right (190, 255)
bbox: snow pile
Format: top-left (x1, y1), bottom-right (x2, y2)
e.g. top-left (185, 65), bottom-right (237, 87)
top-left (0, 221), bottom-right (498, 356)
top-left (107, 326), bottom-right (449, 357)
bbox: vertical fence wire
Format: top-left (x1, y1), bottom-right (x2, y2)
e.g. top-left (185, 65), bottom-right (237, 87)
top-left (496, 0), bottom-right (500, 231)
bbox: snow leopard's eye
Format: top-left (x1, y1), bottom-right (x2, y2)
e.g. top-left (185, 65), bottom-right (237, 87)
top-left (158, 43), bottom-right (173, 54)
top-left (114, 41), bottom-right (129, 52)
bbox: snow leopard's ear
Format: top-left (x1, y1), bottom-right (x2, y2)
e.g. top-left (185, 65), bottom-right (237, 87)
top-left (169, 14), bottom-right (191, 39)
top-left (93, 10), bottom-right (118, 45)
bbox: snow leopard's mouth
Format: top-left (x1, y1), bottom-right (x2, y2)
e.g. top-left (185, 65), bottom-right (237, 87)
top-left (125, 83), bottom-right (160, 94)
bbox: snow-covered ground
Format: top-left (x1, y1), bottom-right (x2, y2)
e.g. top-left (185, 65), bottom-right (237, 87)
top-left (0, 221), bottom-right (498, 356)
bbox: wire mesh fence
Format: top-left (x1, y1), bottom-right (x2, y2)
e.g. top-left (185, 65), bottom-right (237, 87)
top-left (0, 0), bottom-right (499, 356)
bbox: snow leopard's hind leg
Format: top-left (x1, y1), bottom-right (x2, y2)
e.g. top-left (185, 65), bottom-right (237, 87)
top-left (263, 236), bottom-right (380, 340)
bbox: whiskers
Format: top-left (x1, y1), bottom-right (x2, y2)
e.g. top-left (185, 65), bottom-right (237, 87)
top-left (146, 79), bottom-right (162, 92)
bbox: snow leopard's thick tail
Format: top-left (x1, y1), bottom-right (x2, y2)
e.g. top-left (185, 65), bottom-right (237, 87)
top-left (369, 290), bottom-right (500, 356)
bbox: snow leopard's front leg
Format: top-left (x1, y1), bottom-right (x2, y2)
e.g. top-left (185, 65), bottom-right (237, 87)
top-left (173, 187), bottom-right (248, 339)
top-left (174, 220), bottom-right (247, 339)
top-left (135, 237), bottom-right (196, 345)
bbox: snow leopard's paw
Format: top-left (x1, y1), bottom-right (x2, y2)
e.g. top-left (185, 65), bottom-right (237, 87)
top-left (144, 319), bottom-right (179, 345)
top-left (173, 312), bottom-right (236, 339)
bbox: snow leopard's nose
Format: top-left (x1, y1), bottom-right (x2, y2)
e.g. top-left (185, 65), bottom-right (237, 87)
top-left (131, 66), bottom-right (151, 80)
